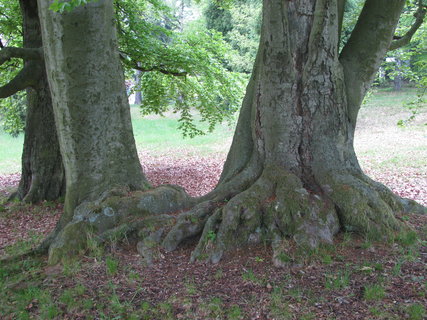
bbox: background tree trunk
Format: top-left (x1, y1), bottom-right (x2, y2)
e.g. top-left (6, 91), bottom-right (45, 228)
top-left (133, 69), bottom-right (142, 105)
top-left (14, 0), bottom-right (64, 203)
top-left (393, 58), bottom-right (403, 91)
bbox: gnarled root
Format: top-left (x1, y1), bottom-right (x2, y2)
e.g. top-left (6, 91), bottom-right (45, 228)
top-left (46, 166), bottom-right (425, 267)
top-left (317, 171), bottom-right (406, 240)
top-left (161, 165), bottom-right (424, 267)
top-left (162, 166), bottom-right (341, 266)
top-left (47, 185), bottom-right (193, 264)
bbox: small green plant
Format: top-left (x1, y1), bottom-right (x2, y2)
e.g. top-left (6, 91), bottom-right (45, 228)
top-left (185, 281), bottom-right (197, 295)
top-left (60, 288), bottom-right (79, 311)
top-left (74, 283), bottom-right (86, 296)
top-left (320, 253), bottom-right (333, 265)
top-left (214, 268), bottom-right (223, 280)
top-left (363, 284), bottom-right (386, 301)
top-left (207, 230), bottom-right (216, 242)
top-left (324, 269), bottom-right (351, 290)
top-left (40, 304), bottom-right (62, 319)
top-left (392, 260), bottom-right (403, 276)
top-left (110, 293), bottom-right (125, 313)
top-left (106, 256), bottom-right (119, 276)
top-left (277, 252), bottom-right (292, 263)
top-left (301, 312), bottom-right (316, 320)
top-left (401, 215), bottom-right (410, 221)
top-left (62, 259), bottom-right (82, 276)
top-left (127, 270), bottom-right (142, 282)
top-left (82, 298), bottom-right (94, 310)
top-left (269, 286), bottom-right (292, 319)
top-left (407, 303), bottom-right (426, 320)
top-left (368, 306), bottom-right (392, 318)
top-left (254, 256), bottom-right (264, 262)
top-left (86, 232), bottom-right (104, 258)
top-left (396, 230), bottom-right (419, 247)
top-left (227, 304), bottom-right (243, 320)
top-left (361, 239), bottom-right (373, 249)
top-left (158, 302), bottom-right (174, 319)
top-left (242, 269), bottom-right (260, 284)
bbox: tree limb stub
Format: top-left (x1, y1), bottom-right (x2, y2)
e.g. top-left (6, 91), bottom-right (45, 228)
top-left (389, 0), bottom-right (426, 51)
top-left (0, 62), bottom-right (43, 98)
top-left (0, 47), bottom-right (43, 65)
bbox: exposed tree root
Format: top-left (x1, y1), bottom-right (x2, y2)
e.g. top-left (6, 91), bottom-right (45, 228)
top-left (163, 166), bottom-right (341, 266)
top-left (47, 185), bottom-right (194, 264)
top-left (160, 165), bottom-right (425, 267)
top-left (44, 165), bottom-right (425, 267)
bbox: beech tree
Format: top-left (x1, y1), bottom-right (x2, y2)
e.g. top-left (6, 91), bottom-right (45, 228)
top-left (39, 0), bottom-right (426, 265)
top-left (163, 0), bottom-right (427, 265)
top-left (0, 0), bottom-right (64, 203)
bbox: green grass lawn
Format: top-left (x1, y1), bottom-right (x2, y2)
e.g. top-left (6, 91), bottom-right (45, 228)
top-left (363, 87), bottom-right (420, 109)
top-left (0, 88), bottom-right (425, 175)
top-left (129, 106), bottom-right (234, 156)
top-left (0, 130), bottom-right (23, 174)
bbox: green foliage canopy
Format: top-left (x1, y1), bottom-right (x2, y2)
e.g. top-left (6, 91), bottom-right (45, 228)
top-left (0, 0), bottom-right (26, 136)
top-left (116, 0), bottom-right (245, 137)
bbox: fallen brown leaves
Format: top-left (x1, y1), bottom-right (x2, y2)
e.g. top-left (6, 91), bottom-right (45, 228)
top-left (0, 151), bottom-right (426, 253)
top-left (0, 152), bottom-right (426, 319)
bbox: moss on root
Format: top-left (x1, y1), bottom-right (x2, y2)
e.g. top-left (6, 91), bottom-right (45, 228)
top-left (47, 185), bottom-right (191, 264)
top-left (320, 173), bottom-right (404, 241)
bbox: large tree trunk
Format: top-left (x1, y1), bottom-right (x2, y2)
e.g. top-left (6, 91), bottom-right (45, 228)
top-left (37, 0), bottom-right (159, 262)
top-left (161, 0), bottom-right (426, 266)
top-left (14, 0), bottom-right (64, 203)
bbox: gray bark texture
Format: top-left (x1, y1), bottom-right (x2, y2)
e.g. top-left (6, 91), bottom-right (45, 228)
top-left (15, 0), bottom-right (65, 203)
top-left (37, 0), bottom-right (153, 262)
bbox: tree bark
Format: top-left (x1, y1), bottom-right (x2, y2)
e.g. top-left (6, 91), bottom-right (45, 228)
top-left (37, 0), bottom-right (160, 262)
top-left (13, 0), bottom-right (65, 203)
top-left (393, 58), bottom-right (403, 91)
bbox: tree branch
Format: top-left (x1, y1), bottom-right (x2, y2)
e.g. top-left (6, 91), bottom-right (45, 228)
top-left (337, 0), bottom-right (346, 49)
top-left (133, 64), bottom-right (188, 77)
top-left (0, 62), bottom-right (42, 98)
top-left (119, 53), bottom-right (187, 77)
top-left (389, 0), bottom-right (426, 51)
top-left (0, 47), bottom-right (43, 66)
top-left (339, 0), bottom-right (405, 126)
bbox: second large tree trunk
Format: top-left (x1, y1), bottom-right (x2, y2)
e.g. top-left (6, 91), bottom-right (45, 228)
top-left (15, 0), bottom-right (64, 203)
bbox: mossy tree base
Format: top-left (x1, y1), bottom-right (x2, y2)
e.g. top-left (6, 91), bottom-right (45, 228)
top-left (46, 164), bottom-right (423, 267)
top-left (47, 185), bottom-right (194, 264)
top-left (162, 165), bottom-right (414, 267)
